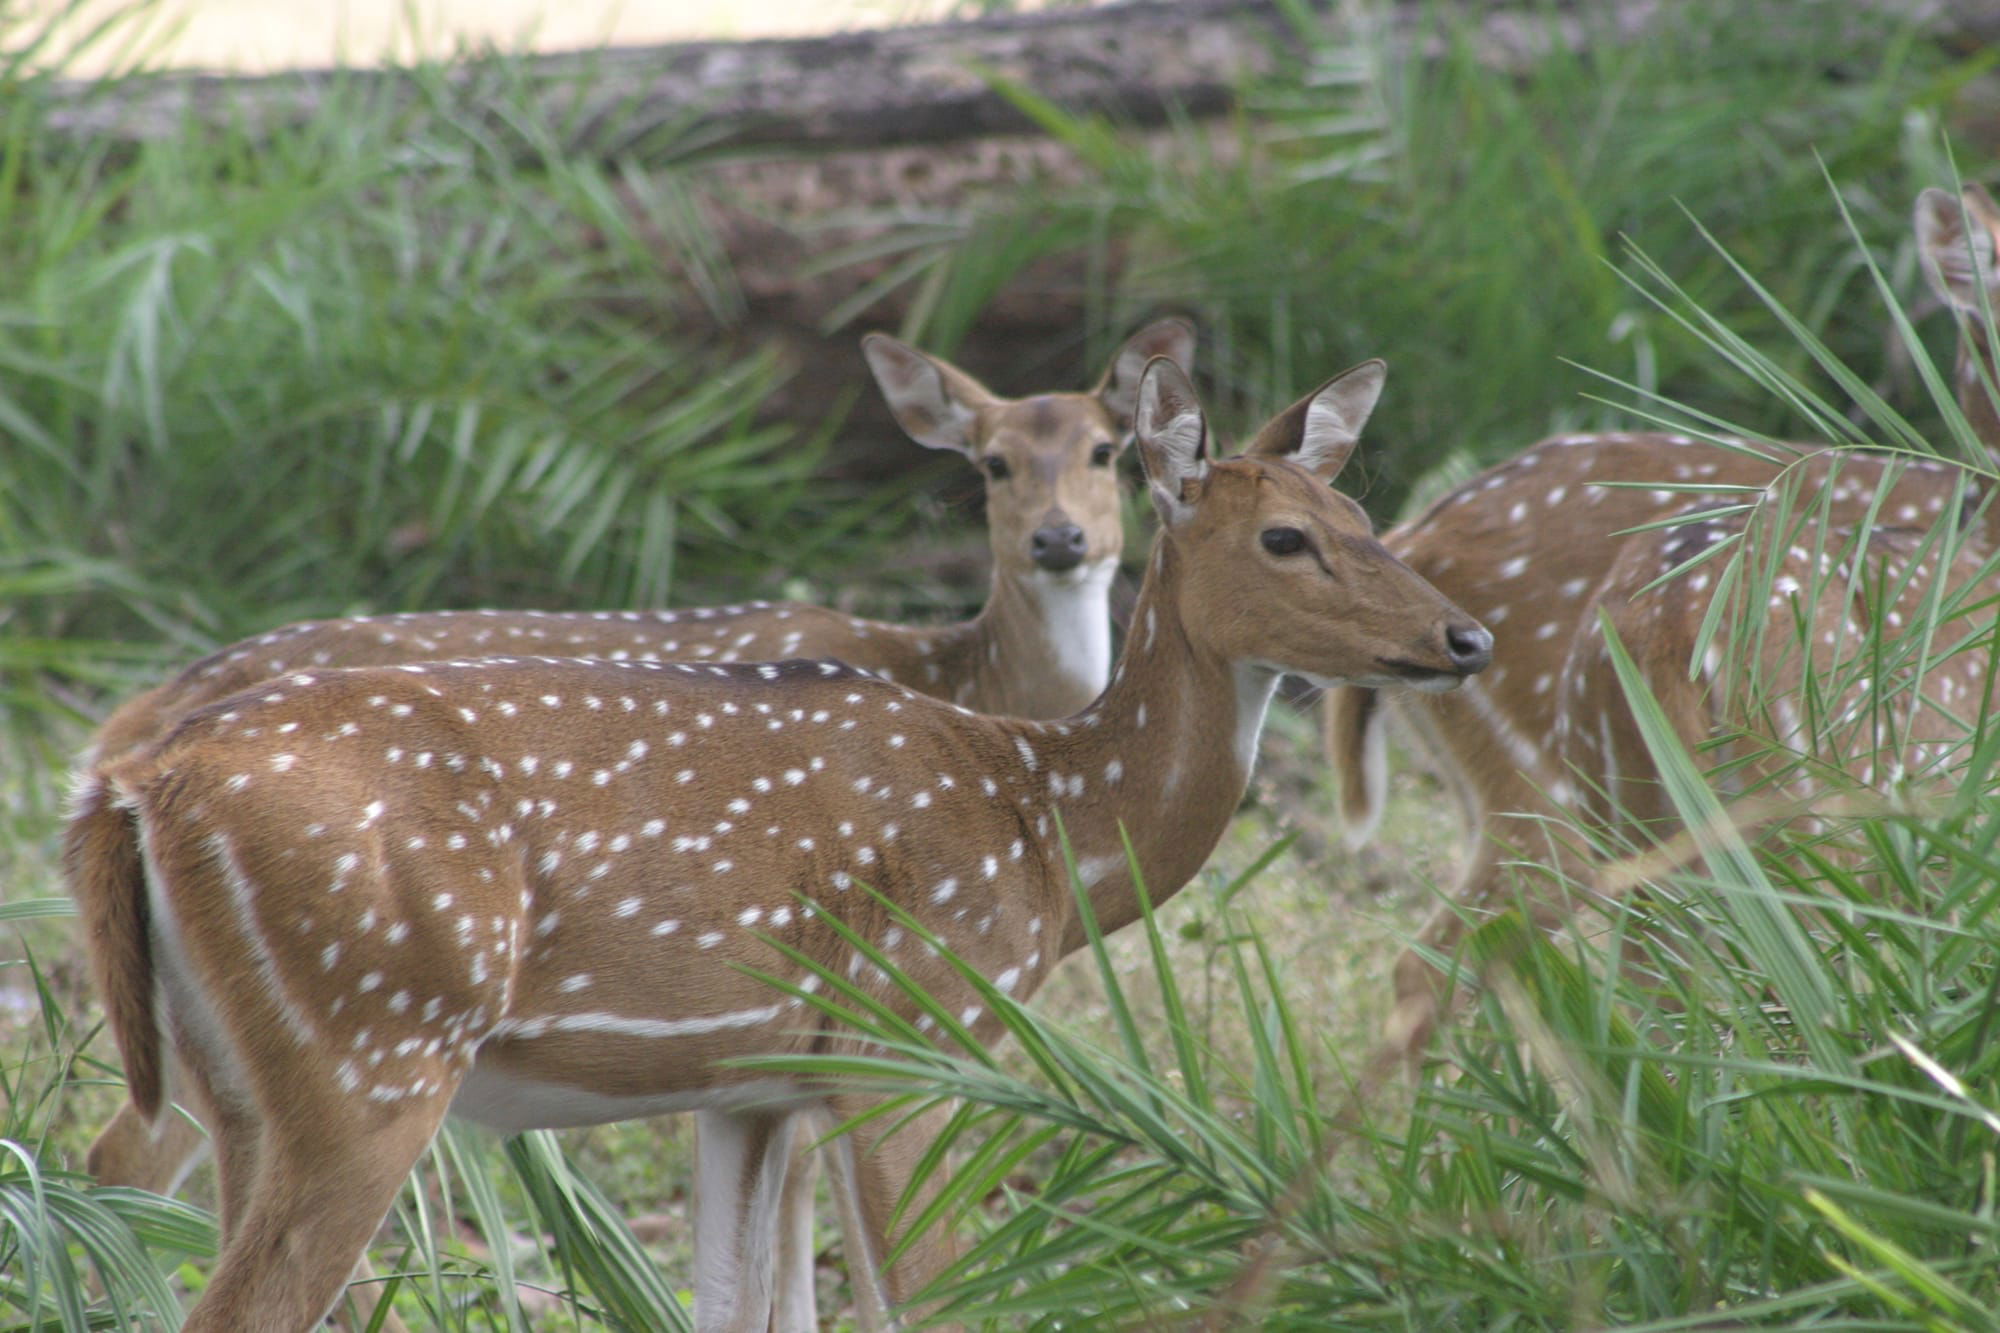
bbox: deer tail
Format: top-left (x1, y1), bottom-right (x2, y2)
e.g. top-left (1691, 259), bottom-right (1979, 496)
top-left (63, 768), bottom-right (164, 1122)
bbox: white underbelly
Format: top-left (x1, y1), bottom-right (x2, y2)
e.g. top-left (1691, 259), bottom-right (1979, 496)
top-left (450, 1065), bottom-right (812, 1132)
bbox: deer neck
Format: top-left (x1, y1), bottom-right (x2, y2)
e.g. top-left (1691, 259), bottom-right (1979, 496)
top-left (975, 558), bottom-right (1117, 714)
top-left (875, 557), bottom-right (1116, 717)
top-left (1021, 541), bottom-right (1276, 954)
top-left (1957, 328), bottom-right (2000, 462)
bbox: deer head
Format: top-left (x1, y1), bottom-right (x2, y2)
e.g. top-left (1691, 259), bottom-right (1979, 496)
top-left (1133, 356), bottom-right (1493, 691)
top-left (863, 318), bottom-right (1194, 581)
top-left (1916, 182), bottom-right (2000, 453)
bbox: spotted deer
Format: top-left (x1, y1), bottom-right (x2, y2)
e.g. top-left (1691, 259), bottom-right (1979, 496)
top-left (1328, 184), bottom-right (2000, 1052)
top-left (65, 355), bottom-right (1489, 1332)
top-left (72, 319), bottom-right (1192, 1328)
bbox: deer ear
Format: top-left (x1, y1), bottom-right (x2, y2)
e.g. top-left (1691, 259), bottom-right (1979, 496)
top-left (1095, 317), bottom-right (1197, 426)
top-left (1133, 356), bottom-right (1209, 526)
top-left (1916, 185), bottom-right (2000, 316)
top-left (1244, 359), bottom-right (1384, 483)
top-left (862, 333), bottom-right (998, 457)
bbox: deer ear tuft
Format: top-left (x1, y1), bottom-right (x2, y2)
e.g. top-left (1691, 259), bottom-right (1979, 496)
top-left (1133, 357), bottom-right (1209, 526)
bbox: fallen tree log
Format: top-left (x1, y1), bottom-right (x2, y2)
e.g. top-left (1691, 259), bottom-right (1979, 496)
top-left (34, 1), bottom-right (1992, 157)
top-left (37, 0), bottom-right (1292, 152)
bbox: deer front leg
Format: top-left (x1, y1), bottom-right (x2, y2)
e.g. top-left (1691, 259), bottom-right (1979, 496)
top-left (1393, 809), bottom-right (1624, 1058)
top-left (695, 1108), bottom-right (798, 1333)
top-left (777, 1107), bottom-right (893, 1333)
top-left (827, 1092), bottom-right (961, 1333)
top-left (769, 1113), bottom-right (822, 1333)
top-left (792, 1104), bottom-right (896, 1328)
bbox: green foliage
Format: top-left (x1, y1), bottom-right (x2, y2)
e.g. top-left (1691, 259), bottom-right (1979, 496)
top-left (0, 936), bottom-right (211, 1331)
top-left (0, 1), bottom-right (832, 756)
top-left (864, 0), bottom-right (1985, 512)
top-left (751, 770), bottom-right (2000, 1325)
top-left (498, 1131), bottom-right (694, 1332)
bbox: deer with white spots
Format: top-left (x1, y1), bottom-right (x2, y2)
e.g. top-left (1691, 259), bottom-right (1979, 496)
top-left (66, 355), bottom-right (1488, 1332)
top-left (1326, 184), bottom-right (2000, 1052)
top-left (71, 318), bottom-right (1191, 1329)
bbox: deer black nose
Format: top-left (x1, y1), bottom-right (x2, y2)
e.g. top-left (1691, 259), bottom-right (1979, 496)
top-left (1031, 523), bottom-right (1088, 572)
top-left (1444, 621), bottom-right (1494, 674)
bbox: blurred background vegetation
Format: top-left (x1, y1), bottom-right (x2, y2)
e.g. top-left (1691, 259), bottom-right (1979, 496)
top-left (5, 0), bottom-right (2000, 1327)
top-left (4, 0), bottom-right (1990, 763)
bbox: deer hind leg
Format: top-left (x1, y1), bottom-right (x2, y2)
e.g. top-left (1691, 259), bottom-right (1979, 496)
top-left (182, 1093), bottom-right (449, 1333)
top-left (85, 1095), bottom-right (209, 1196)
top-left (86, 1090), bottom-right (410, 1333)
top-left (694, 1107), bottom-right (798, 1333)
top-left (1389, 833), bottom-right (1509, 1056)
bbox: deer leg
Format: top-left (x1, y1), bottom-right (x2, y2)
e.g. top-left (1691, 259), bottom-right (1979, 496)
top-left (182, 1097), bottom-right (447, 1333)
top-left (1393, 800), bottom-right (1629, 1057)
top-left (86, 1085), bottom-right (409, 1333)
top-left (1389, 834), bottom-right (1507, 1056)
top-left (826, 1092), bottom-right (959, 1332)
top-left (155, 1032), bottom-right (264, 1243)
top-left (85, 1096), bottom-right (209, 1196)
top-left (779, 1107), bottom-right (891, 1333)
top-left (768, 1111), bottom-right (823, 1333)
top-left (694, 1107), bottom-right (797, 1333)
top-left (822, 1117), bottom-right (893, 1333)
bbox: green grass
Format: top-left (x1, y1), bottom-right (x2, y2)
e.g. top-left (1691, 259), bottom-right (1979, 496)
top-left (0, 1), bottom-right (902, 779)
top-left (5, 0), bottom-right (2000, 1327)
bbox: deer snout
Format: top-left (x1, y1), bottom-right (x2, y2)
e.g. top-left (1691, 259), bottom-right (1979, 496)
top-left (1030, 521), bottom-right (1089, 573)
top-left (1443, 619), bottom-right (1493, 675)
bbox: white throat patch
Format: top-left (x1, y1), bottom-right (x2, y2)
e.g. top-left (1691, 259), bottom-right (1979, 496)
top-left (1231, 664), bottom-right (1282, 775)
top-left (1023, 556), bottom-right (1117, 698)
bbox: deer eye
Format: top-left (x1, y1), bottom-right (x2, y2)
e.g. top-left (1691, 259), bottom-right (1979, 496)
top-left (1261, 527), bottom-right (1307, 556)
top-left (1090, 441), bottom-right (1117, 467)
top-left (985, 456), bottom-right (1011, 481)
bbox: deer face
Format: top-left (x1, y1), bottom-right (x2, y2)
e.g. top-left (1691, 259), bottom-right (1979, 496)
top-left (862, 319), bottom-right (1195, 587)
top-left (968, 392), bottom-right (1127, 579)
top-left (1917, 183), bottom-right (2000, 456)
top-left (1135, 357), bottom-right (1492, 691)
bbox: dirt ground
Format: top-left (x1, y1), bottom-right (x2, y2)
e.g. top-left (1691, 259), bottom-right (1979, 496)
top-left (25, 0), bottom-right (1043, 75)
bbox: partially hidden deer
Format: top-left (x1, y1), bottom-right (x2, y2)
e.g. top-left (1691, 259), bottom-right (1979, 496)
top-left (73, 317), bottom-right (1193, 1332)
top-left (65, 354), bottom-right (1489, 1332)
top-left (1327, 184), bottom-right (2000, 1053)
